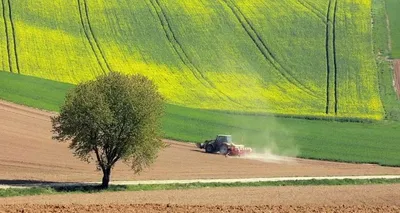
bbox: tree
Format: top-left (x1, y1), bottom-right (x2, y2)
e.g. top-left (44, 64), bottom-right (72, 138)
top-left (51, 72), bottom-right (165, 188)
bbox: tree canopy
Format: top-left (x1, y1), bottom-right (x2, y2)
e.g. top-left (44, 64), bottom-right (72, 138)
top-left (51, 72), bottom-right (165, 188)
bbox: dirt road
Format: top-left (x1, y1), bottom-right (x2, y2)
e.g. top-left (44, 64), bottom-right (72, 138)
top-left (1, 100), bottom-right (400, 184)
top-left (1, 184), bottom-right (400, 212)
top-left (395, 59), bottom-right (400, 98)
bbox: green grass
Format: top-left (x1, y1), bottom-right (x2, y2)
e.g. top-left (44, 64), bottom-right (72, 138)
top-left (2, 178), bottom-right (400, 198)
top-left (0, 0), bottom-right (385, 119)
top-left (372, 0), bottom-right (400, 121)
top-left (0, 71), bottom-right (400, 166)
top-left (386, 0), bottom-right (400, 58)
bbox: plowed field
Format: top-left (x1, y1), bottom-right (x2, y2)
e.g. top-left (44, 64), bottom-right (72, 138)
top-left (1, 184), bottom-right (400, 212)
top-left (1, 100), bottom-right (400, 184)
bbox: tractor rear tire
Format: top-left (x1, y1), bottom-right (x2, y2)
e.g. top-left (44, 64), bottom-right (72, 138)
top-left (219, 144), bottom-right (229, 155)
top-left (205, 144), bottom-right (214, 153)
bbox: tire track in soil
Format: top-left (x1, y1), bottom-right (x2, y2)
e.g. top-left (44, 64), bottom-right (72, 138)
top-left (324, 0), bottom-right (338, 115)
top-left (332, 0), bottom-right (338, 114)
top-left (1, 0), bottom-right (11, 73)
top-left (148, 0), bottom-right (248, 108)
top-left (296, 0), bottom-right (326, 22)
top-left (6, 0), bottom-right (19, 74)
top-left (82, 0), bottom-right (112, 72)
top-left (222, 0), bottom-right (318, 99)
top-left (77, 0), bottom-right (109, 74)
top-left (395, 60), bottom-right (400, 99)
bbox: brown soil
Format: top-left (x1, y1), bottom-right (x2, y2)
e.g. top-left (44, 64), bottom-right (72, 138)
top-left (394, 59), bottom-right (400, 98)
top-left (1, 204), bottom-right (399, 213)
top-left (1, 100), bottom-right (400, 183)
top-left (1, 184), bottom-right (400, 212)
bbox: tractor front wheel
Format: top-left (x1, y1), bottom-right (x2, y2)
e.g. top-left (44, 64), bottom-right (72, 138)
top-left (205, 144), bottom-right (214, 153)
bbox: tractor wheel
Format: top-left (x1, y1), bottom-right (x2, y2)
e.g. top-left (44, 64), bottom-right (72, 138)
top-left (205, 144), bottom-right (214, 153)
top-left (219, 144), bottom-right (229, 155)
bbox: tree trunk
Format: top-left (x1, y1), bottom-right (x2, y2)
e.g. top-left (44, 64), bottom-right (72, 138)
top-left (101, 167), bottom-right (111, 189)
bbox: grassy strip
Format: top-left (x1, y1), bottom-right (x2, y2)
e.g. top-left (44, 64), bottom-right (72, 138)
top-left (386, 0), bottom-right (400, 58)
top-left (2, 178), bottom-right (400, 198)
top-left (372, 0), bottom-right (400, 121)
top-left (1, 71), bottom-right (400, 166)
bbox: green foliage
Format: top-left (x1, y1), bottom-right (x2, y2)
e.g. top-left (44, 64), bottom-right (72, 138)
top-left (386, 0), bottom-right (400, 58)
top-left (1, 72), bottom-right (400, 166)
top-left (51, 72), bottom-right (165, 188)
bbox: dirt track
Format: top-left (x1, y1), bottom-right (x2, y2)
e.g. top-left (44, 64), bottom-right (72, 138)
top-left (1, 184), bottom-right (400, 212)
top-left (1, 100), bottom-right (400, 184)
top-left (395, 59), bottom-right (400, 98)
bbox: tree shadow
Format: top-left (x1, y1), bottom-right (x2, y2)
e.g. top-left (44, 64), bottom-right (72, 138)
top-left (0, 179), bottom-right (127, 193)
top-left (0, 179), bottom-right (61, 186)
top-left (52, 184), bottom-right (127, 193)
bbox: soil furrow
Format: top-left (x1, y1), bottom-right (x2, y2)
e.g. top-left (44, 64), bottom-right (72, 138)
top-left (1, 0), bottom-right (11, 73)
top-left (1, 204), bottom-right (400, 213)
top-left (150, 0), bottom-right (247, 108)
top-left (82, 0), bottom-right (112, 72)
top-left (297, 0), bottom-right (326, 22)
top-left (77, 0), bottom-right (106, 74)
top-left (6, 0), bottom-right (19, 74)
top-left (223, 0), bottom-right (317, 98)
top-left (333, 0), bottom-right (338, 114)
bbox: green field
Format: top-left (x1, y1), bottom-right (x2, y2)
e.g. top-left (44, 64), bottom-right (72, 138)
top-left (0, 0), bottom-right (385, 119)
top-left (386, 0), bottom-right (400, 58)
top-left (1, 71), bottom-right (400, 166)
top-left (372, 0), bottom-right (400, 120)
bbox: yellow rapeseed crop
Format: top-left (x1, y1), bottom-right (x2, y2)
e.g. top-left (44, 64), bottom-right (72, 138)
top-left (0, 0), bottom-right (384, 119)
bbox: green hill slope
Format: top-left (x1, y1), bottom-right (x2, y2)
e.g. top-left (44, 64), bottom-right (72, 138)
top-left (1, 71), bottom-right (400, 166)
top-left (386, 0), bottom-right (400, 58)
top-left (0, 0), bottom-right (384, 119)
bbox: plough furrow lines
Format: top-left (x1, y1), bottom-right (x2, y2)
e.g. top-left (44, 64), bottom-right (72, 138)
top-left (297, 0), bottom-right (325, 22)
top-left (149, 0), bottom-right (247, 108)
top-left (6, 0), bottom-right (19, 74)
top-left (222, 0), bottom-right (317, 98)
top-left (77, 0), bottom-right (108, 74)
top-left (325, 0), bottom-right (338, 115)
top-left (1, 0), bottom-right (11, 73)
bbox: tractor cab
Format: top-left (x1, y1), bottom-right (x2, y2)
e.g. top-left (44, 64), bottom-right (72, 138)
top-left (215, 135), bottom-right (232, 144)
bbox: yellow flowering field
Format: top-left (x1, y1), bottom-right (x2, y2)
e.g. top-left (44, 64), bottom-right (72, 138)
top-left (0, 0), bottom-right (384, 119)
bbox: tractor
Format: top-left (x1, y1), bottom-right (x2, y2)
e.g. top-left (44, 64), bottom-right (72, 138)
top-left (196, 134), bottom-right (252, 156)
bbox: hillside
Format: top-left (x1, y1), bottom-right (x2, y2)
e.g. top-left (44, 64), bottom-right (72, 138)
top-left (1, 71), bottom-right (400, 166)
top-left (0, 0), bottom-right (384, 119)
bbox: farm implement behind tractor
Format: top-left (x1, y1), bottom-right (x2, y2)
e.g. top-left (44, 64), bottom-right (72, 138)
top-left (196, 134), bottom-right (252, 156)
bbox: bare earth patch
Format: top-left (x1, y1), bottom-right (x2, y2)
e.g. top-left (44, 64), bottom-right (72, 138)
top-left (1, 184), bottom-right (400, 212)
top-left (0, 204), bottom-right (399, 213)
top-left (2, 101), bottom-right (400, 212)
top-left (1, 100), bottom-right (400, 184)
top-left (394, 59), bottom-right (400, 98)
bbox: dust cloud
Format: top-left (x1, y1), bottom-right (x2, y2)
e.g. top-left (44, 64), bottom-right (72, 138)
top-left (229, 111), bottom-right (299, 164)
